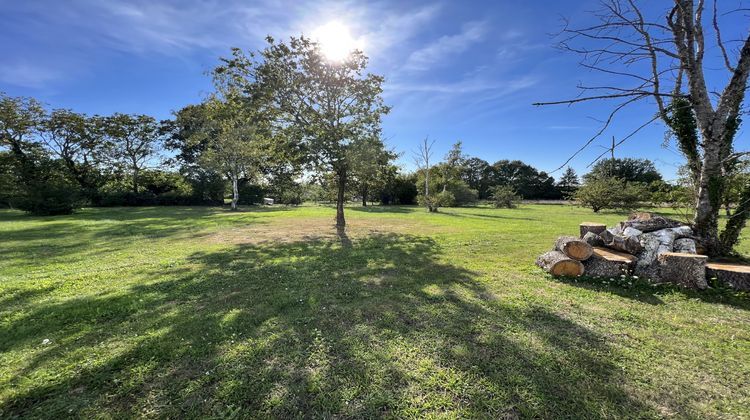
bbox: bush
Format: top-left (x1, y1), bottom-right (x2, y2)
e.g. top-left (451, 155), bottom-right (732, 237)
top-left (16, 181), bottom-right (80, 215)
top-left (185, 170), bottom-right (225, 205)
top-left (418, 190), bottom-right (454, 211)
top-left (574, 177), bottom-right (650, 212)
top-left (490, 185), bottom-right (521, 208)
top-left (446, 180), bottom-right (478, 206)
top-left (237, 182), bottom-right (265, 205)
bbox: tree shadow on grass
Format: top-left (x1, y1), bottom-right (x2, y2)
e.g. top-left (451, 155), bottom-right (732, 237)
top-left (347, 205), bottom-right (416, 214)
top-left (1, 234), bottom-right (662, 418)
top-left (554, 275), bottom-right (750, 310)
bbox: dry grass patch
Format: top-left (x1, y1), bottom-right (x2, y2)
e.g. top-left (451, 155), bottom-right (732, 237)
top-left (205, 216), bottom-right (438, 245)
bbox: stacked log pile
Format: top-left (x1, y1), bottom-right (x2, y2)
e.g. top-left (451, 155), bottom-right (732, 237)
top-left (536, 213), bottom-right (750, 291)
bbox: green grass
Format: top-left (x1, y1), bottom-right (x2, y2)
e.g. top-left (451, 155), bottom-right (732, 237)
top-left (1, 204), bottom-right (749, 418)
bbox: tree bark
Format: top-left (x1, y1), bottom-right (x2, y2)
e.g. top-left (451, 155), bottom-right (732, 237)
top-left (719, 183), bottom-right (750, 254)
top-left (692, 139), bottom-right (723, 256)
top-left (657, 252), bottom-right (708, 290)
top-left (361, 185), bottom-right (368, 207)
top-left (230, 174), bottom-right (239, 211)
top-left (336, 169), bottom-right (347, 228)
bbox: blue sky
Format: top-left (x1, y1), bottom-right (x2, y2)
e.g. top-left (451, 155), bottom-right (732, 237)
top-left (2, 0), bottom-right (748, 180)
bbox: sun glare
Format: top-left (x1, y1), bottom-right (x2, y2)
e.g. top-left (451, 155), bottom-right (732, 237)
top-left (312, 21), bottom-right (361, 61)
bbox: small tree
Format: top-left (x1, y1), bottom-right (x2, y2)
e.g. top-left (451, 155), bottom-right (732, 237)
top-left (575, 177), bottom-right (649, 213)
top-left (490, 185), bottom-right (521, 208)
top-left (413, 137), bottom-right (438, 212)
top-left (348, 137), bottom-right (397, 206)
top-left (243, 37), bottom-right (389, 227)
top-left (556, 167), bottom-right (580, 198)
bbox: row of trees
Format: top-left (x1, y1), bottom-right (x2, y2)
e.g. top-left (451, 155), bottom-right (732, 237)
top-left (413, 139), bottom-right (583, 211)
top-left (0, 95), bottom-right (189, 214)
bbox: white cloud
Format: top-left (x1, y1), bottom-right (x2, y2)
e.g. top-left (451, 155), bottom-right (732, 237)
top-left (403, 21), bottom-right (487, 71)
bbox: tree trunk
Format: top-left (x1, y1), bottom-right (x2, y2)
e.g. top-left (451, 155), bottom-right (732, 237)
top-left (132, 164), bottom-right (139, 194)
top-left (336, 170), bottom-right (347, 228)
top-left (230, 174), bottom-right (239, 211)
top-left (362, 185), bottom-right (368, 207)
top-left (693, 137), bottom-right (723, 256)
top-left (719, 183), bottom-right (750, 254)
top-left (657, 252), bottom-right (708, 290)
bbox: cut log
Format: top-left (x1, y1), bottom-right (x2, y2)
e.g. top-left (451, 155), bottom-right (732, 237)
top-left (536, 251), bottom-right (585, 277)
top-left (599, 229), bottom-right (615, 245)
top-left (657, 252), bottom-right (708, 289)
top-left (583, 247), bottom-right (636, 278)
top-left (607, 234), bottom-right (643, 254)
top-left (622, 215), bottom-right (683, 233)
top-left (622, 227), bottom-right (643, 237)
top-left (582, 231), bottom-right (605, 247)
top-left (555, 236), bottom-right (594, 261)
top-left (592, 246), bottom-right (637, 264)
top-left (629, 212), bottom-right (653, 220)
top-left (673, 238), bottom-right (697, 254)
top-left (579, 222), bottom-right (606, 238)
top-left (706, 262), bottom-right (750, 291)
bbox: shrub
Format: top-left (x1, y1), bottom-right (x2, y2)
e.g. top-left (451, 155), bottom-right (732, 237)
top-left (574, 177), bottom-right (650, 212)
top-left (16, 181), bottom-right (80, 215)
top-left (418, 190), bottom-right (454, 211)
top-left (237, 182), bottom-right (264, 205)
top-left (490, 185), bottom-right (521, 208)
top-left (446, 180), bottom-right (478, 206)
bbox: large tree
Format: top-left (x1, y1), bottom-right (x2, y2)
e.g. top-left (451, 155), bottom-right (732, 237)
top-left (348, 136), bottom-right (397, 206)
top-left (104, 114), bottom-right (161, 194)
top-left (39, 109), bottom-right (108, 202)
top-left (583, 158), bottom-right (662, 184)
top-left (536, 0), bottom-right (750, 256)
top-left (244, 37), bottom-right (389, 227)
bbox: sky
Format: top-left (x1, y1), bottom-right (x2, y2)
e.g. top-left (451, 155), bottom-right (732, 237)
top-left (2, 0), bottom-right (749, 181)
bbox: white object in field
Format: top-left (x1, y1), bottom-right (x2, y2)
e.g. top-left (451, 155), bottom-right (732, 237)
top-left (263, 198), bottom-right (274, 205)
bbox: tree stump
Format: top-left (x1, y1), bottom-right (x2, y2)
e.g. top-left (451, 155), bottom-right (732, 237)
top-left (579, 222), bottom-right (606, 238)
top-left (583, 247), bottom-right (636, 278)
top-left (536, 251), bottom-right (585, 277)
top-left (555, 236), bottom-right (594, 260)
top-left (657, 252), bottom-right (708, 289)
top-left (706, 262), bottom-right (750, 291)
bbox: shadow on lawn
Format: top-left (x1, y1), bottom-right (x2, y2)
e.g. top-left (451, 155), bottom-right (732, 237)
top-left (0, 206), bottom-right (285, 268)
top-left (1, 233), bottom-right (662, 418)
top-left (555, 276), bottom-right (750, 310)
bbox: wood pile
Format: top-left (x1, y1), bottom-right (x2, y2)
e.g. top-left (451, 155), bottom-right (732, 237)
top-left (536, 213), bottom-right (750, 291)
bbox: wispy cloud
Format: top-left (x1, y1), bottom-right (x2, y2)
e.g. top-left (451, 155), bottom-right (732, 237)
top-left (0, 62), bottom-right (62, 88)
top-left (403, 21), bottom-right (487, 71)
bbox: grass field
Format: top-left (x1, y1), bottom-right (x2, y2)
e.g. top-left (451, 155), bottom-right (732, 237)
top-left (1, 204), bottom-right (749, 418)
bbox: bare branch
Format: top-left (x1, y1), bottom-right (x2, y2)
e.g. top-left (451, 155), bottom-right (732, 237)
top-left (713, 0), bottom-right (736, 72)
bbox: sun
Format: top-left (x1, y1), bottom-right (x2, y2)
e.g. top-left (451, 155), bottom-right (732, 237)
top-left (312, 21), bottom-right (361, 61)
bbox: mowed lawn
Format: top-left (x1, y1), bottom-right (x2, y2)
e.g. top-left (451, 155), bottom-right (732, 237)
top-left (1, 204), bottom-right (749, 419)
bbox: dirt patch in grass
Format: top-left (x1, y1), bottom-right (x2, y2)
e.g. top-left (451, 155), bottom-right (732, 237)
top-left (205, 216), bottom-right (440, 245)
